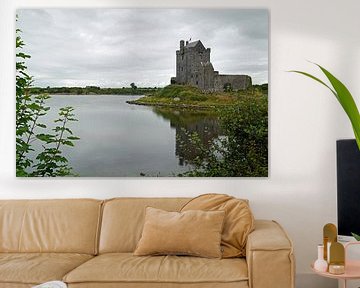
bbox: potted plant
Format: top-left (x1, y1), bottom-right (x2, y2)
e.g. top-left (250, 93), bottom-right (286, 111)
top-left (291, 63), bottom-right (360, 240)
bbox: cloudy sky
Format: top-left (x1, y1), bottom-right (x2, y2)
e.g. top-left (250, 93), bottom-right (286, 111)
top-left (17, 9), bottom-right (268, 87)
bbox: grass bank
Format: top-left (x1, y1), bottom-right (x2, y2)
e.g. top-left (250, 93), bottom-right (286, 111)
top-left (126, 84), bottom-right (267, 109)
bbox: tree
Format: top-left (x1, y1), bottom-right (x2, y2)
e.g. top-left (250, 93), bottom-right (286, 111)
top-left (16, 26), bottom-right (79, 177)
top-left (130, 82), bottom-right (137, 90)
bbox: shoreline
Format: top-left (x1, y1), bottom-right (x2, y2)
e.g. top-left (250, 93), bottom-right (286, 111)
top-left (46, 93), bottom-right (146, 96)
top-left (126, 100), bottom-right (225, 110)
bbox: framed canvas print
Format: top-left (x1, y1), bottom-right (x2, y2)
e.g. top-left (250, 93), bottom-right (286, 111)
top-left (16, 8), bottom-right (269, 177)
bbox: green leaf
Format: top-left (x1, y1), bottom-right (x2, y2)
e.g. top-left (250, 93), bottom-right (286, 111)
top-left (53, 155), bottom-right (68, 163)
top-left (67, 136), bottom-right (80, 140)
top-left (289, 70), bottom-right (337, 98)
top-left (316, 65), bottom-right (360, 147)
top-left (351, 232), bottom-right (360, 241)
top-left (290, 64), bottom-right (360, 150)
top-left (36, 134), bottom-right (54, 143)
top-left (63, 140), bottom-right (74, 147)
top-left (27, 103), bottom-right (41, 111)
top-left (16, 126), bottom-right (28, 135)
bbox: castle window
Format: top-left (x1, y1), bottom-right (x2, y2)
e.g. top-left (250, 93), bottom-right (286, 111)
top-left (181, 55), bottom-right (184, 60)
top-left (181, 67), bottom-right (183, 71)
top-left (196, 81), bottom-right (199, 85)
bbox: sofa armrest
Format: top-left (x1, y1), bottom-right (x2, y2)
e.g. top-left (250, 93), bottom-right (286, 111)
top-left (246, 220), bottom-right (295, 288)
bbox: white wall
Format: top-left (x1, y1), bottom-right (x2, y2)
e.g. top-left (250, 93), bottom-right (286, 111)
top-left (1, 0), bottom-right (359, 287)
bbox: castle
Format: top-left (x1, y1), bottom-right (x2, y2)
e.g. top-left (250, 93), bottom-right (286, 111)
top-left (171, 40), bottom-right (252, 92)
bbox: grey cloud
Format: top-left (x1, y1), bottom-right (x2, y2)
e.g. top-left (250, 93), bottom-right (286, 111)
top-left (17, 8), bottom-right (268, 87)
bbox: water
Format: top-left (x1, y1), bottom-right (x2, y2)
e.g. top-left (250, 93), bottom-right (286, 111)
top-left (34, 95), bottom-right (220, 177)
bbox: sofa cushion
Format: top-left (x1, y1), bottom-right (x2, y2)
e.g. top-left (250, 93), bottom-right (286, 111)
top-left (99, 198), bottom-right (190, 253)
top-left (63, 253), bottom-right (248, 285)
top-left (0, 199), bottom-right (103, 254)
top-left (181, 194), bottom-right (254, 258)
top-left (134, 207), bottom-right (225, 258)
top-left (0, 253), bottom-right (93, 285)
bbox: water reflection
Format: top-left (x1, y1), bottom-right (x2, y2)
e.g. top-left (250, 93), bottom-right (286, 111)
top-left (152, 108), bottom-right (221, 166)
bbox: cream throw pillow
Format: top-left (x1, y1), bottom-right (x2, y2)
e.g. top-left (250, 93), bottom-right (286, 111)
top-left (134, 207), bottom-right (225, 258)
top-left (181, 193), bottom-right (255, 258)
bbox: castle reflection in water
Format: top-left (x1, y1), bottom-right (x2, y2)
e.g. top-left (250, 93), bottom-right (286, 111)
top-left (153, 108), bottom-right (222, 166)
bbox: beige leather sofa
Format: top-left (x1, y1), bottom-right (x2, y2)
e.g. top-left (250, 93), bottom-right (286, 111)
top-left (0, 198), bottom-right (295, 288)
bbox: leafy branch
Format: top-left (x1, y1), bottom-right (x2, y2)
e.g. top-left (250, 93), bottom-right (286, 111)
top-left (16, 20), bottom-right (79, 177)
top-left (290, 63), bottom-right (360, 150)
top-left (32, 107), bottom-right (80, 177)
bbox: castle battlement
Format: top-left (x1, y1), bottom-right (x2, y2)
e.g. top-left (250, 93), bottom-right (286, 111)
top-left (171, 40), bottom-right (252, 92)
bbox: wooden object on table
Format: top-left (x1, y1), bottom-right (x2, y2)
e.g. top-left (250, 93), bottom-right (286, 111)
top-left (324, 223), bottom-right (337, 261)
top-left (312, 241), bottom-right (360, 288)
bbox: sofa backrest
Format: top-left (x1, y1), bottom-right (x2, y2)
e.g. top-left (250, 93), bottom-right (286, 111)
top-left (0, 199), bottom-right (102, 255)
top-left (99, 197), bottom-right (190, 253)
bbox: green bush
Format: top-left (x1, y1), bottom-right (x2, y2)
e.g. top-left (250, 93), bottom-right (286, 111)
top-left (179, 95), bottom-right (268, 177)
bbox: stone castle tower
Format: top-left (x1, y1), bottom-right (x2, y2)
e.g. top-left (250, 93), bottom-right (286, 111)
top-left (171, 40), bottom-right (252, 92)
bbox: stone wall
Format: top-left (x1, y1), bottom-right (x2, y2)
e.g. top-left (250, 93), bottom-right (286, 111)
top-left (214, 74), bottom-right (252, 91)
top-left (199, 62), bottom-right (215, 91)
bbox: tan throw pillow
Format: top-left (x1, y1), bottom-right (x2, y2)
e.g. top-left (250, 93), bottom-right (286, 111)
top-left (181, 193), bottom-right (254, 258)
top-left (134, 207), bottom-right (225, 258)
